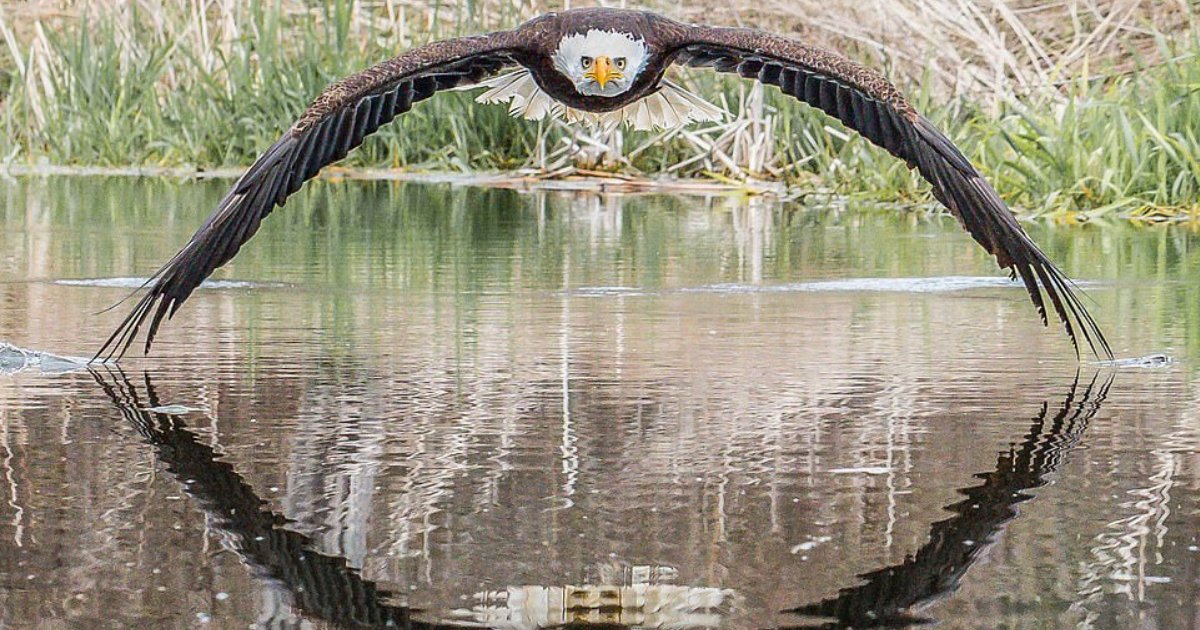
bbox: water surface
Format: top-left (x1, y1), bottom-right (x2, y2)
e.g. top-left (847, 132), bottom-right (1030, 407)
top-left (1, 177), bottom-right (1198, 628)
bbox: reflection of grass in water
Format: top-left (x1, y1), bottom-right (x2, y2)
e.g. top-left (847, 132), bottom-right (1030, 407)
top-left (15, 176), bottom-right (1200, 360)
top-left (2, 2), bottom-right (1200, 218)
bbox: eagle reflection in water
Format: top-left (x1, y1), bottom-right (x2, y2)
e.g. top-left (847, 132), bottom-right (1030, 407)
top-left (92, 368), bottom-right (1110, 629)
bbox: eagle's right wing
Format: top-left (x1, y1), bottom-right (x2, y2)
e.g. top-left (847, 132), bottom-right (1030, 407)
top-left (96, 33), bottom-right (523, 361)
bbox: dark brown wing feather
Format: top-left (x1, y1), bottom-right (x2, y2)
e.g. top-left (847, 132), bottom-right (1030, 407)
top-left (669, 26), bottom-right (1110, 358)
top-left (95, 34), bottom-right (520, 361)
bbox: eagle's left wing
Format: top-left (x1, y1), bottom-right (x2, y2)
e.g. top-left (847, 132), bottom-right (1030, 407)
top-left (664, 25), bottom-right (1110, 358)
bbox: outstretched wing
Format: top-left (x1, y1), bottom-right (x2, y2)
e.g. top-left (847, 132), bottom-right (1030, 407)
top-left (95, 34), bottom-right (522, 361)
top-left (667, 25), bottom-right (1110, 358)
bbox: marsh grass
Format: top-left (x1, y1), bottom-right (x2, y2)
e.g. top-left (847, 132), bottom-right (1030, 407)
top-left (1, 1), bottom-right (1198, 219)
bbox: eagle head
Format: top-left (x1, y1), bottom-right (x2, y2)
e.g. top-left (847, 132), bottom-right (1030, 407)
top-left (552, 30), bottom-right (648, 97)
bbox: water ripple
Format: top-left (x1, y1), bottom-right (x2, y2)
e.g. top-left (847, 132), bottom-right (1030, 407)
top-left (682, 276), bottom-right (1025, 294)
top-left (53, 277), bottom-right (286, 289)
top-left (1096, 353), bottom-right (1175, 369)
top-left (0, 343), bottom-right (89, 375)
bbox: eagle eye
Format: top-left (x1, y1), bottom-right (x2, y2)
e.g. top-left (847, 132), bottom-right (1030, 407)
top-left (580, 56), bottom-right (593, 68)
top-left (615, 57), bottom-right (627, 70)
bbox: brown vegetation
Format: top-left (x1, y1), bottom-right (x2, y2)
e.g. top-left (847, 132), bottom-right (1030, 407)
top-left (1, 2), bottom-right (1198, 217)
top-left (3, 0), bottom-right (1191, 104)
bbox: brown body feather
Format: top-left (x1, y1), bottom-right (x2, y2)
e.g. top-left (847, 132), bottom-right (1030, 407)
top-left (95, 8), bottom-right (1109, 361)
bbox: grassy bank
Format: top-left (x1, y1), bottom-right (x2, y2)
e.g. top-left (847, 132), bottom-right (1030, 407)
top-left (1, 1), bottom-right (1198, 220)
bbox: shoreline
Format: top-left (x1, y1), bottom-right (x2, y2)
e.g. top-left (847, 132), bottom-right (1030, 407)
top-left (0, 163), bottom-right (794, 196)
top-left (4, 163), bottom-right (1196, 225)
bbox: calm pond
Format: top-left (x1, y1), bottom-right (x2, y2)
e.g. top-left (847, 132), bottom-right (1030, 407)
top-left (0, 176), bottom-right (1198, 628)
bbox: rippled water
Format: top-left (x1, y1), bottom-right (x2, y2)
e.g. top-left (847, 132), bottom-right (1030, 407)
top-left (0, 177), bottom-right (1198, 628)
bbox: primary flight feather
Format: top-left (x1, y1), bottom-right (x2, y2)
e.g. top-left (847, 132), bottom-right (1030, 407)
top-left (95, 7), bottom-right (1110, 361)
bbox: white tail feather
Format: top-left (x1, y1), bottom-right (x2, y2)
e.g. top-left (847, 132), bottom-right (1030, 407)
top-left (464, 70), bottom-right (725, 130)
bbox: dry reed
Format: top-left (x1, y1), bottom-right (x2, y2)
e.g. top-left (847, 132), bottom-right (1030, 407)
top-left (1, 1), bottom-right (1198, 217)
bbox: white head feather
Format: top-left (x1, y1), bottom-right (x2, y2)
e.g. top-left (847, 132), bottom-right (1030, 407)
top-left (552, 30), bottom-right (648, 97)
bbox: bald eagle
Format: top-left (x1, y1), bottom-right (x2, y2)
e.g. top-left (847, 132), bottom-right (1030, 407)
top-left (95, 8), bottom-right (1110, 361)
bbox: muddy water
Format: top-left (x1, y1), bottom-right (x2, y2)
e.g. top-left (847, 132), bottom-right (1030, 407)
top-left (0, 177), bottom-right (1197, 628)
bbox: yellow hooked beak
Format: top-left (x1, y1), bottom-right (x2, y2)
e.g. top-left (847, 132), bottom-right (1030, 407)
top-left (585, 56), bottom-right (622, 89)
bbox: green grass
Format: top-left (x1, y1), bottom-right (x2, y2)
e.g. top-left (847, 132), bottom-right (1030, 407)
top-left (1, 1), bottom-right (1199, 220)
top-left (970, 39), bottom-right (1200, 221)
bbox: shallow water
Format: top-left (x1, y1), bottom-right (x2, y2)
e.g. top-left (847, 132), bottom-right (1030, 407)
top-left (0, 176), bottom-right (1198, 628)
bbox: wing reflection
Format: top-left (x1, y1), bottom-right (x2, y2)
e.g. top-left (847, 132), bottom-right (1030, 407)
top-left (90, 367), bottom-right (1112, 630)
top-left (782, 372), bottom-right (1114, 628)
top-left (91, 366), bottom-right (469, 629)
